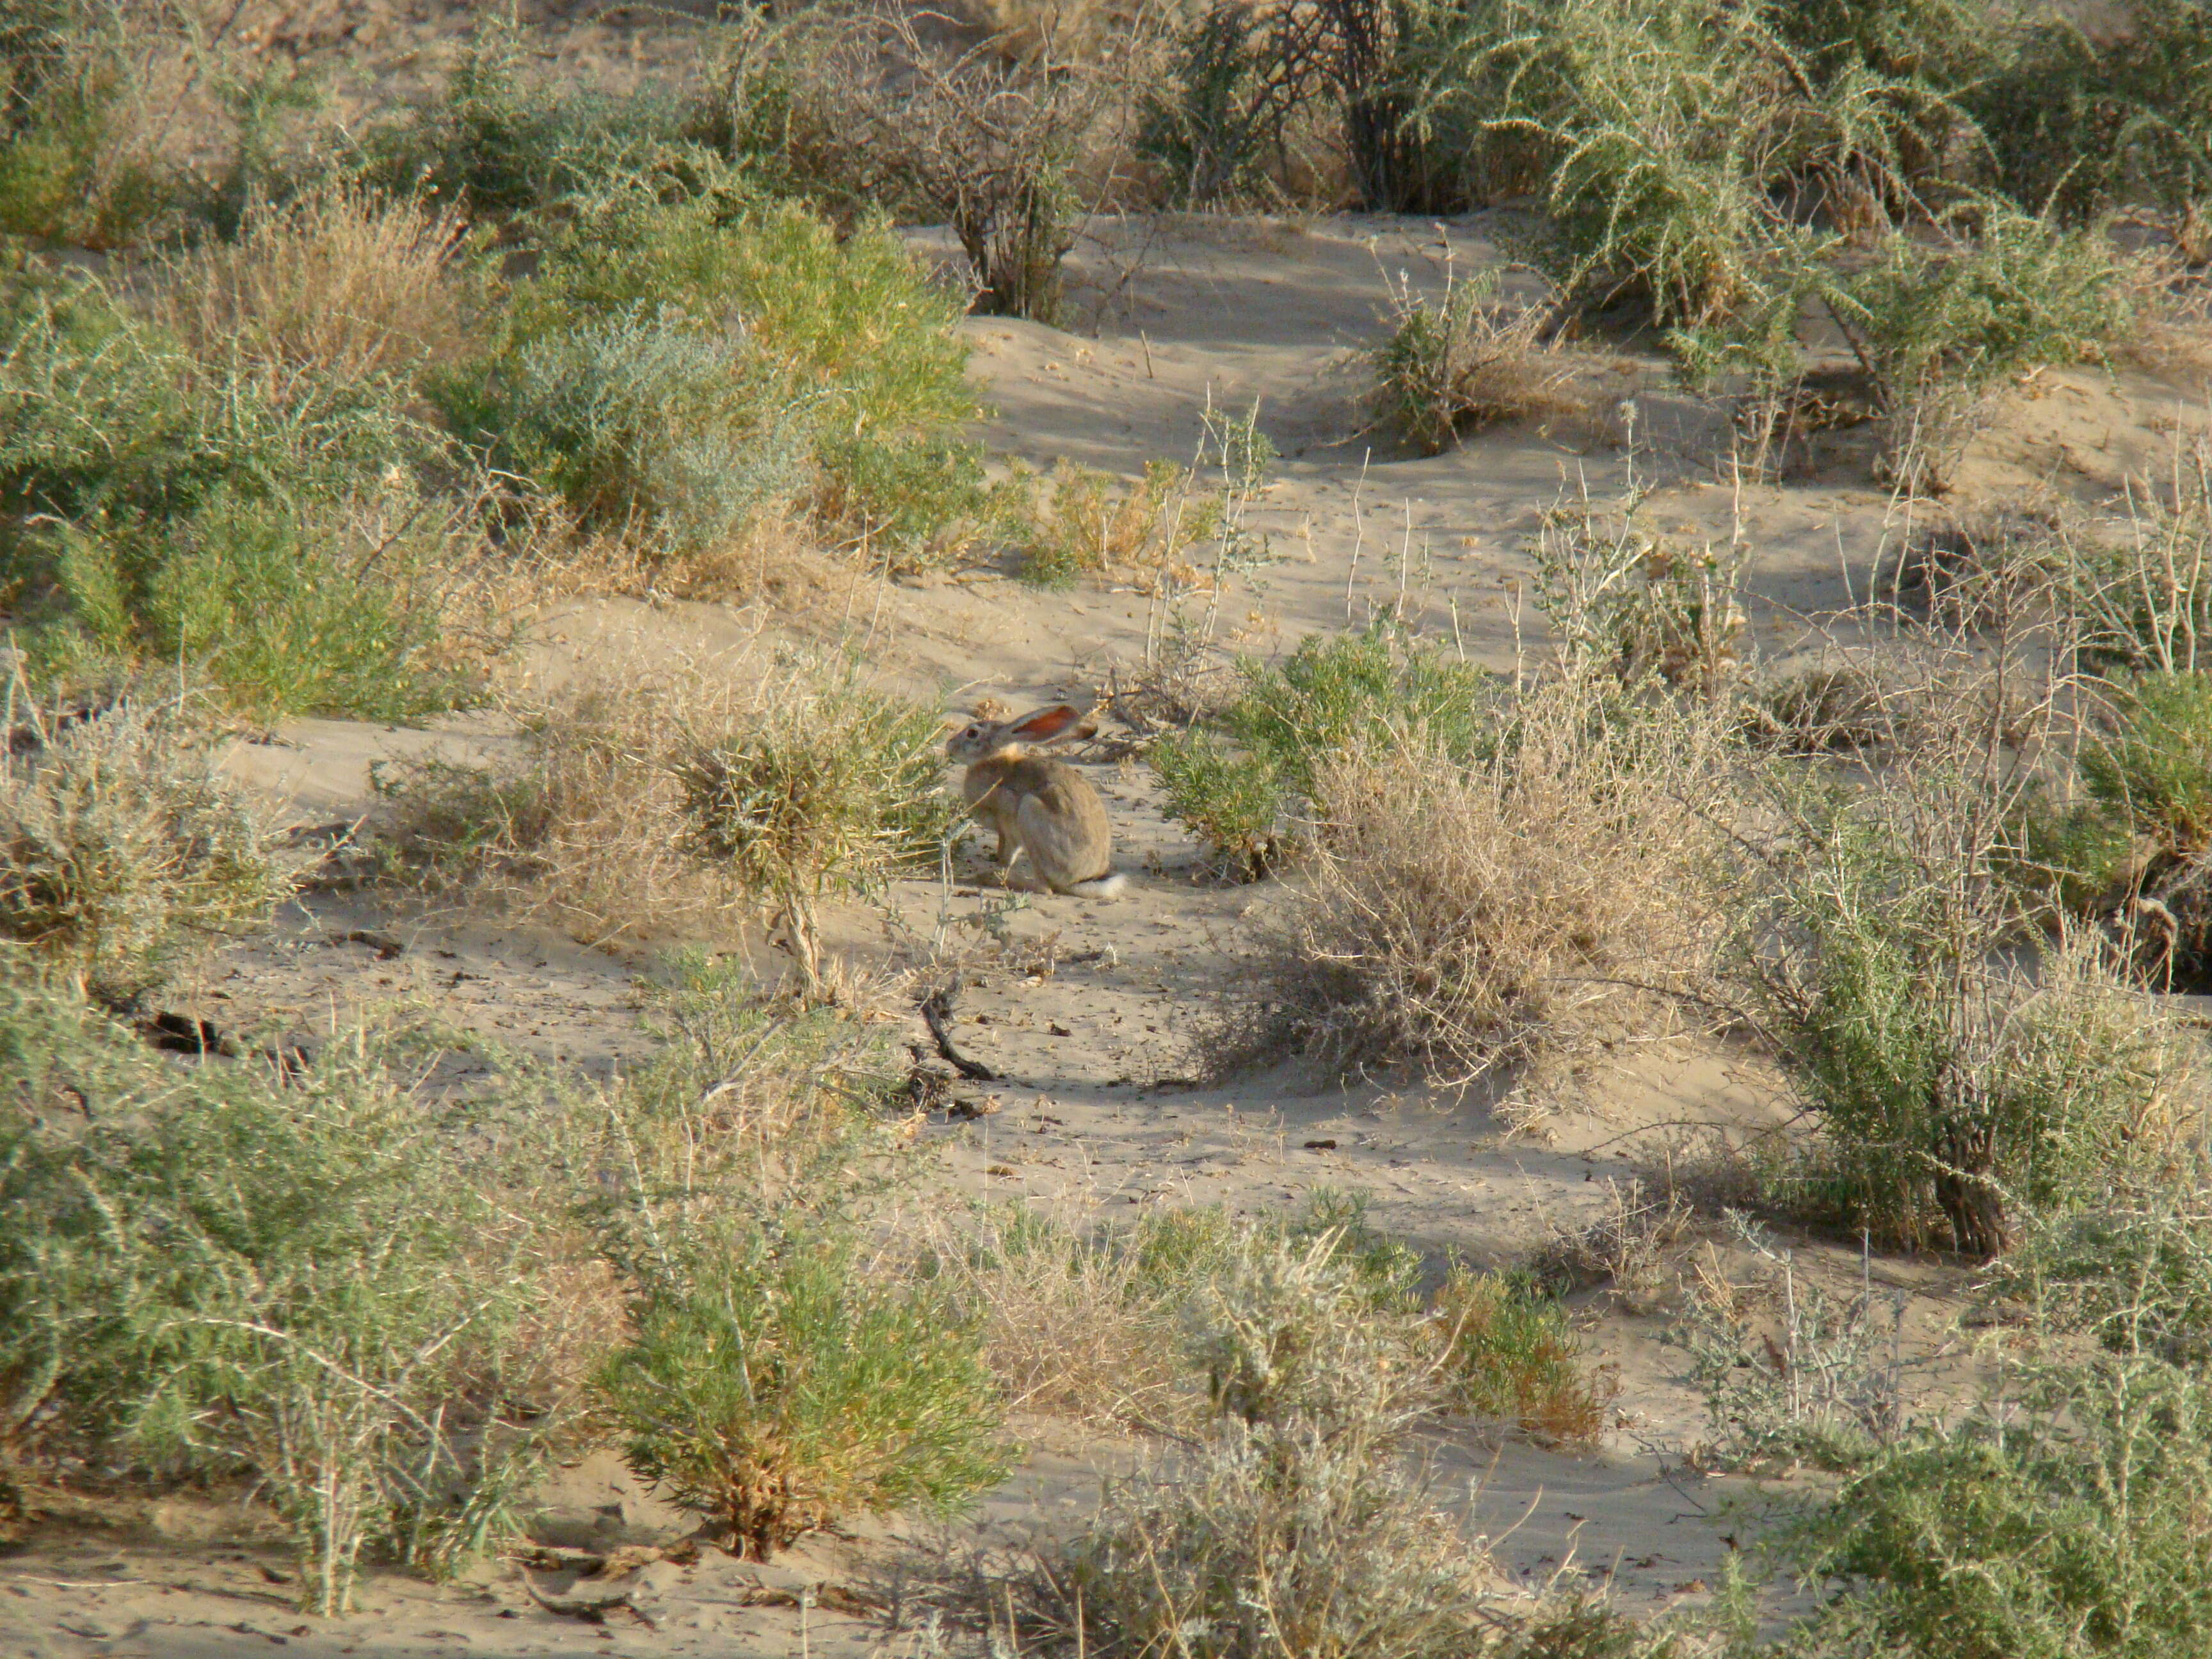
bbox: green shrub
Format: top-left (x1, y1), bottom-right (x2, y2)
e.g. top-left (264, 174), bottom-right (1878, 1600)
top-left (1404, 0), bottom-right (1939, 326)
top-left (1834, 209), bottom-right (2137, 492)
top-left (579, 958), bottom-right (1002, 1557)
top-left (0, 3), bottom-right (182, 247)
top-left (1731, 781), bottom-right (2187, 1254)
top-left (597, 1221), bottom-right (1009, 1559)
top-left (1777, 1356), bottom-right (2212, 1659)
top-left (1992, 1193), bottom-right (2212, 1366)
top-left (456, 187), bottom-right (988, 561)
top-left (0, 275), bottom-right (428, 524)
top-left (1150, 625), bottom-right (1503, 871)
top-left (358, 11), bottom-right (710, 218)
top-left (23, 490), bottom-right (491, 719)
top-left (0, 694), bottom-right (288, 1002)
top-left (2080, 671), bottom-right (2212, 855)
top-left (1969, 0), bottom-right (2212, 231)
top-left (0, 973), bottom-right (573, 1614)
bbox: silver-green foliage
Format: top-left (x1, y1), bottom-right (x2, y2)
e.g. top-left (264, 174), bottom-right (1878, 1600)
top-left (0, 694), bottom-right (288, 1001)
top-left (0, 975), bottom-right (561, 1615)
top-left (1778, 1356), bottom-right (2212, 1659)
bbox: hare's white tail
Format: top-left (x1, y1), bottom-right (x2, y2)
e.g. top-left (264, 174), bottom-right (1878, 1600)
top-left (1069, 872), bottom-right (1128, 899)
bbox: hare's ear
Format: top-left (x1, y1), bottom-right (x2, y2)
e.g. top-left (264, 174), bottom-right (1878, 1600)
top-left (1009, 703), bottom-right (1086, 744)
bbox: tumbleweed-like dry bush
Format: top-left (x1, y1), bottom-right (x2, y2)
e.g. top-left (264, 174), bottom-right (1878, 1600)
top-left (150, 186), bottom-right (474, 384)
top-left (1217, 673), bottom-right (1725, 1093)
top-left (375, 653), bottom-right (953, 968)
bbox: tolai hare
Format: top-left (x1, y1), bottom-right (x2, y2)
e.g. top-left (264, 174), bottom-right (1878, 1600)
top-left (946, 703), bottom-right (1125, 898)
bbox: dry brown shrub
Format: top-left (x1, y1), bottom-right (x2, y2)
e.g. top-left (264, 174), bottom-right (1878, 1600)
top-left (1530, 1177), bottom-right (1699, 1313)
top-left (1371, 264), bottom-right (1580, 454)
top-left (901, 1201), bottom-right (1189, 1429)
top-left (1218, 677), bottom-right (1723, 1091)
top-left (375, 655), bottom-right (954, 982)
top-left (150, 186), bottom-right (471, 381)
top-left (756, 5), bottom-right (1142, 320)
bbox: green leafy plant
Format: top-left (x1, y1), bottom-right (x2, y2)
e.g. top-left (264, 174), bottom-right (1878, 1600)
top-left (597, 1221), bottom-right (1009, 1559)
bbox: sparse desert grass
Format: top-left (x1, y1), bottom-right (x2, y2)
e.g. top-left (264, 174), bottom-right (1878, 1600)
top-left (376, 656), bottom-right (954, 977)
top-left (1214, 671), bottom-right (1722, 1091)
top-left (0, 691), bottom-right (288, 1002)
top-left (1677, 1216), bottom-right (1916, 1473)
top-left (1016, 458), bottom-right (1217, 588)
top-left (961, 1228), bottom-right (1512, 1659)
top-left (1531, 1177), bottom-right (1698, 1313)
top-left (150, 187), bottom-right (474, 384)
top-left (1371, 262), bottom-right (1571, 454)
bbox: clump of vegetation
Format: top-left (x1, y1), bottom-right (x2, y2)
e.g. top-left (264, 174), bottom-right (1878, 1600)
top-left (377, 657), bottom-right (952, 982)
top-left (358, 11), bottom-right (705, 219)
top-left (1991, 1189), bottom-right (2212, 1366)
top-left (1016, 458), bottom-right (1216, 588)
top-left (0, 0), bottom-right (187, 247)
top-left (454, 185), bottom-right (990, 563)
top-left (1834, 210), bottom-right (2139, 493)
top-left (150, 186), bottom-right (474, 383)
top-left (0, 974), bottom-right (589, 1615)
top-left (1774, 1355), bottom-right (2212, 1658)
top-left (0, 693), bottom-right (287, 1002)
top-left (1730, 773), bottom-right (2191, 1255)
top-left (1431, 1265), bottom-right (1614, 1441)
top-left (1215, 671), bottom-right (1719, 1090)
top-left (673, 667), bottom-right (956, 986)
top-left (597, 1221), bottom-right (1009, 1560)
top-left (1371, 263), bottom-right (1569, 454)
top-left (1016, 1231), bottom-right (1485, 1659)
top-left (584, 958), bottom-right (1007, 1558)
top-left (1150, 625), bottom-right (1503, 875)
top-left (1678, 1215), bottom-right (1917, 1473)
